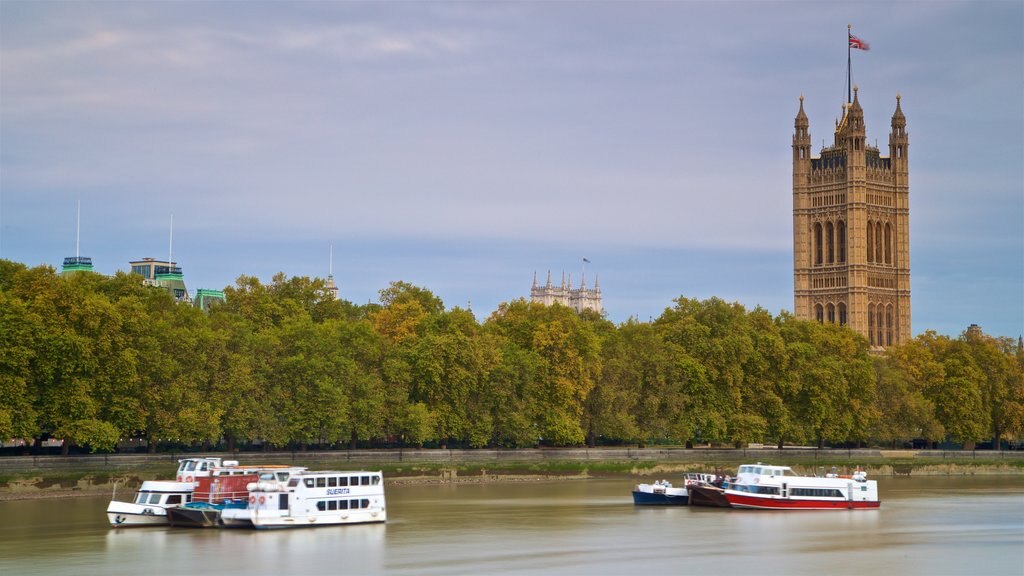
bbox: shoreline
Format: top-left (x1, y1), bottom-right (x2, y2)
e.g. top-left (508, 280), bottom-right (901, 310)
top-left (4, 461), bottom-right (1024, 502)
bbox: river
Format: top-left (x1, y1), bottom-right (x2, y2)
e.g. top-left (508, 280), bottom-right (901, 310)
top-left (1, 475), bottom-right (1021, 575)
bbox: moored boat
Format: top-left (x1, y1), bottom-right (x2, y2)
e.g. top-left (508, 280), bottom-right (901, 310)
top-left (106, 481), bottom-right (195, 527)
top-left (721, 463), bottom-right (880, 510)
top-left (631, 472), bottom-right (718, 506)
top-left (221, 470), bottom-right (386, 529)
top-left (687, 484), bottom-right (732, 508)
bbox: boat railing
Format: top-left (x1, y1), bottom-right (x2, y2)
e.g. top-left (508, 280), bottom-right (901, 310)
top-left (193, 489), bottom-right (250, 503)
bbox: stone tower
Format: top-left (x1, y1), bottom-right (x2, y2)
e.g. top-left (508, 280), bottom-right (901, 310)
top-left (531, 270), bottom-right (603, 313)
top-left (793, 87), bottom-right (910, 348)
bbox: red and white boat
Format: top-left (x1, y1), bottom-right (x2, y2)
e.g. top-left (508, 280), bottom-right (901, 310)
top-left (721, 463), bottom-right (880, 510)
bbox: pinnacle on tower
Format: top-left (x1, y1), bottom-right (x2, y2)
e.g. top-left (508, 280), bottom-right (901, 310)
top-left (533, 271), bottom-right (538, 289)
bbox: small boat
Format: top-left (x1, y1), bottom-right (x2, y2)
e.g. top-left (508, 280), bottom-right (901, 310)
top-left (721, 463), bottom-right (880, 510)
top-left (106, 480), bottom-right (195, 527)
top-left (631, 473), bottom-right (717, 506)
top-left (221, 470), bottom-right (386, 529)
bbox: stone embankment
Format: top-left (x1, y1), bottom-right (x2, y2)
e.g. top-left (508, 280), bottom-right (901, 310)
top-left (1, 448), bottom-right (1021, 500)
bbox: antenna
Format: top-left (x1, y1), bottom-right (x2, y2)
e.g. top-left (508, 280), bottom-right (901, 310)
top-left (169, 214), bottom-right (173, 267)
top-left (76, 199), bottom-right (81, 258)
top-left (329, 243), bottom-right (334, 278)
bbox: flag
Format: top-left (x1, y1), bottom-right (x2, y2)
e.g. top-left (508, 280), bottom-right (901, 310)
top-left (583, 258), bottom-right (591, 263)
top-left (849, 34), bottom-right (870, 51)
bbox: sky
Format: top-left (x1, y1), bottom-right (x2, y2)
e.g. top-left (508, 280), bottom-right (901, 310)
top-left (1, 1), bottom-right (1021, 338)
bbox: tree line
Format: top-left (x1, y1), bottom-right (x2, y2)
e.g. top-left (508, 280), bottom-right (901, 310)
top-left (1, 259), bottom-right (1021, 454)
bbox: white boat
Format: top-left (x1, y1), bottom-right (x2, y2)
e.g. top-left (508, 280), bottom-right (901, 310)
top-left (106, 480), bottom-right (195, 527)
top-left (721, 463), bottom-right (880, 510)
top-left (221, 470), bottom-right (386, 529)
top-left (106, 456), bottom-right (230, 527)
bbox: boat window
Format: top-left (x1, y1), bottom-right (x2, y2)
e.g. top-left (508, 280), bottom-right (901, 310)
top-left (316, 501), bottom-right (326, 512)
top-left (279, 494), bottom-right (289, 510)
top-left (339, 499), bottom-right (349, 510)
top-left (316, 477), bottom-right (326, 488)
top-left (372, 475), bottom-right (381, 485)
top-left (304, 478), bottom-right (315, 488)
top-left (135, 493), bottom-right (147, 504)
top-left (288, 478), bottom-right (300, 487)
top-left (328, 477), bottom-right (337, 487)
top-left (199, 462), bottom-right (208, 472)
top-left (276, 472), bottom-right (289, 482)
top-left (328, 500), bottom-right (338, 511)
top-left (361, 476), bottom-right (370, 486)
top-left (167, 495), bottom-right (182, 505)
top-left (361, 499), bottom-right (369, 509)
top-left (260, 473), bottom-right (274, 481)
top-left (185, 461), bottom-right (197, 472)
top-left (338, 477), bottom-right (349, 487)
top-left (149, 494), bottom-right (162, 504)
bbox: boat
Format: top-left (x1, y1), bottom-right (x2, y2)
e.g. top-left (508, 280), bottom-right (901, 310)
top-left (106, 480), bottom-right (195, 527)
top-left (631, 472), bottom-right (718, 506)
top-left (166, 464), bottom-right (306, 528)
top-left (721, 463), bottom-right (880, 510)
top-left (106, 457), bottom-right (223, 527)
top-left (221, 470), bottom-right (386, 529)
top-left (687, 484), bottom-right (732, 508)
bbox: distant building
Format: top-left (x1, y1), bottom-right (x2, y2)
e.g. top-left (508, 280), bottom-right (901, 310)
top-left (792, 86), bottom-right (911, 348)
top-left (531, 270), bottom-right (602, 314)
top-left (129, 257), bottom-right (191, 304)
top-left (60, 256), bottom-right (94, 275)
top-left (194, 288), bottom-right (226, 311)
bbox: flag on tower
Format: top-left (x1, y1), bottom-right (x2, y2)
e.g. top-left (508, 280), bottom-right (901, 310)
top-left (583, 258), bottom-right (591, 263)
top-left (849, 34), bottom-right (870, 51)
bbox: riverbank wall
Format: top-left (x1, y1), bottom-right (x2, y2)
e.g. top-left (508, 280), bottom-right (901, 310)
top-left (2, 448), bottom-right (1022, 500)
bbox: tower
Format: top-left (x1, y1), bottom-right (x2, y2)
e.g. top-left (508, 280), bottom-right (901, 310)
top-left (793, 87), bottom-right (911, 348)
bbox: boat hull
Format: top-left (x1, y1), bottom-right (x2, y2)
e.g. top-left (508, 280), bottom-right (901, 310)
top-left (167, 506), bottom-right (222, 528)
top-left (106, 501), bottom-right (169, 527)
top-left (724, 493), bottom-right (881, 510)
top-left (687, 485), bottom-right (732, 508)
top-left (632, 490), bottom-right (688, 506)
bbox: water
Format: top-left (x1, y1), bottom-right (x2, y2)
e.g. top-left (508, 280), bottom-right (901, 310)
top-left (1, 476), bottom-right (1022, 575)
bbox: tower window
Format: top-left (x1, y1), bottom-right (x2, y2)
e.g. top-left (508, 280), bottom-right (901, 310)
top-left (826, 303), bottom-right (836, 324)
top-left (814, 223), bottom-right (823, 266)
top-left (875, 222), bottom-right (883, 264)
top-left (838, 303), bottom-right (847, 326)
top-left (868, 304), bottom-right (875, 345)
top-left (837, 221), bottom-right (847, 263)
top-left (826, 222), bottom-right (835, 264)
top-left (815, 304), bottom-right (824, 323)
top-left (886, 305), bottom-right (894, 346)
top-left (866, 221), bottom-right (874, 263)
top-left (884, 223), bottom-right (893, 265)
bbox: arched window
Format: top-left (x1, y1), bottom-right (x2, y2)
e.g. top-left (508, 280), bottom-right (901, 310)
top-left (815, 304), bottom-right (824, 323)
top-left (826, 222), bottom-right (835, 264)
top-left (868, 304), bottom-right (875, 345)
top-left (875, 222), bottom-right (883, 264)
top-left (886, 305), bottom-right (894, 346)
top-left (876, 306), bottom-right (884, 347)
top-left (837, 221), bottom-right (847, 263)
top-left (814, 223), bottom-right (823, 266)
top-left (884, 223), bottom-right (893, 265)
top-left (838, 302), bottom-right (847, 326)
top-left (826, 303), bottom-right (836, 323)
top-left (866, 221), bottom-right (874, 263)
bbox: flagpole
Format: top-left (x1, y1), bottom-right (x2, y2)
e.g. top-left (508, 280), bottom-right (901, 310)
top-left (847, 24), bottom-right (852, 104)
